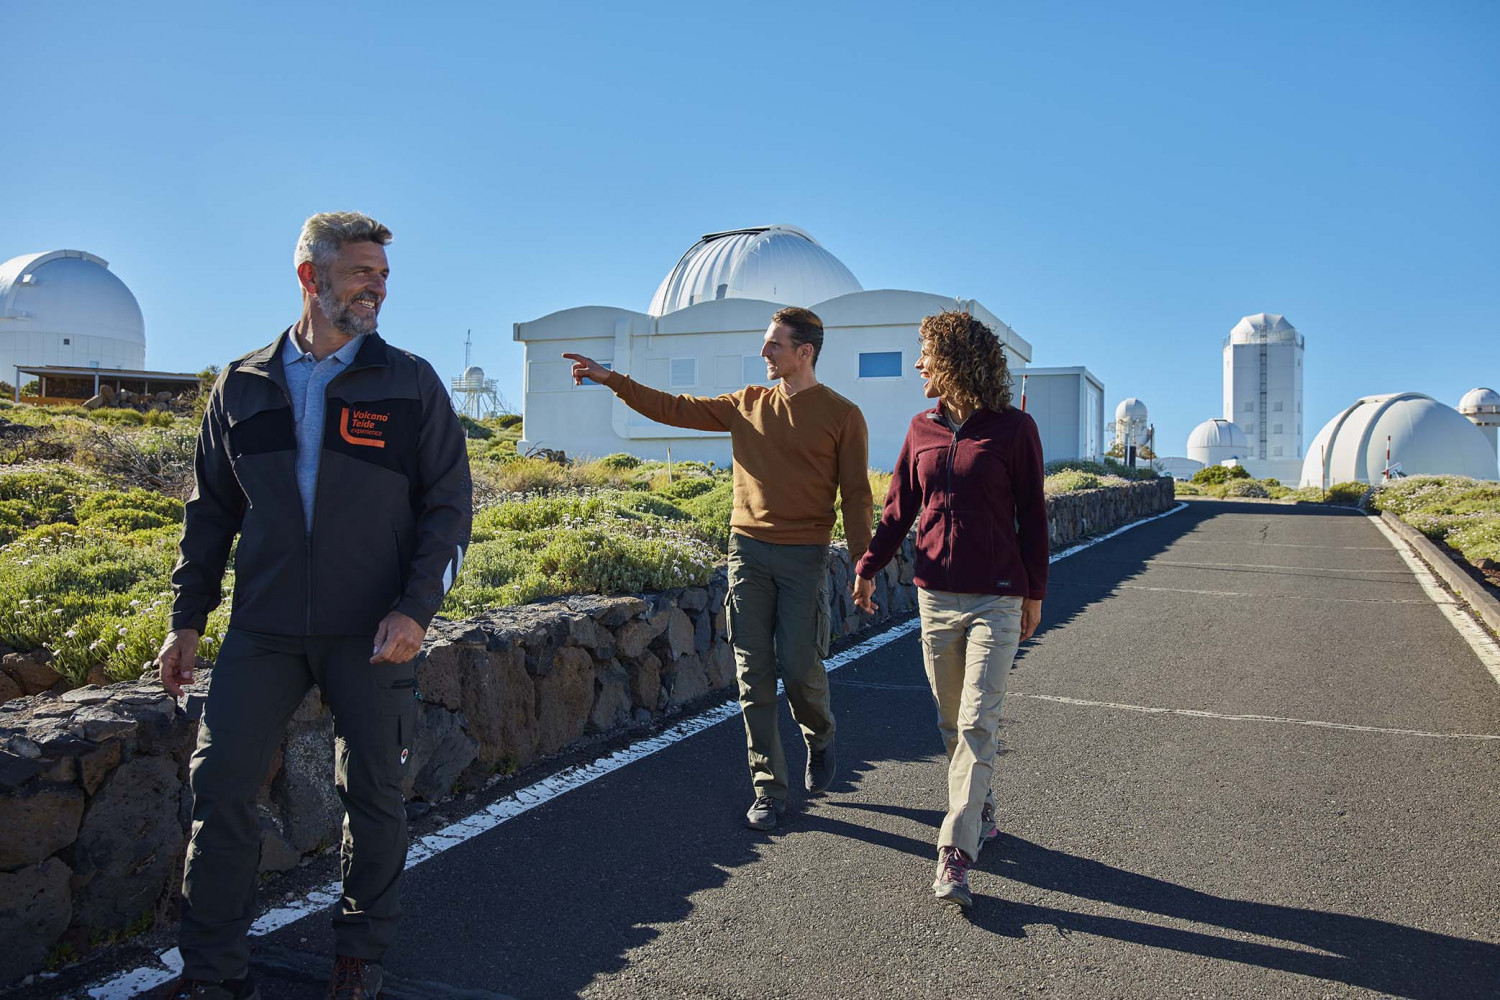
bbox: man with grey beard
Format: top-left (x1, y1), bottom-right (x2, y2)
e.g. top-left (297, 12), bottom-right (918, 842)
top-left (156, 212), bottom-right (472, 1000)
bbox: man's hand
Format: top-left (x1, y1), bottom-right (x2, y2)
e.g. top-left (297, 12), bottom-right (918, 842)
top-left (851, 576), bottom-right (878, 615)
top-left (1020, 598), bottom-right (1042, 642)
top-left (157, 628), bottom-right (200, 699)
top-left (562, 353), bottom-right (611, 386)
top-left (371, 610), bottom-right (425, 665)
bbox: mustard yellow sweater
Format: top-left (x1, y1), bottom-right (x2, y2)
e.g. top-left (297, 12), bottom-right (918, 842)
top-left (604, 372), bottom-right (873, 563)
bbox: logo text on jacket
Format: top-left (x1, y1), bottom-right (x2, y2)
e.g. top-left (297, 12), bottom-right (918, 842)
top-left (340, 407), bottom-right (388, 449)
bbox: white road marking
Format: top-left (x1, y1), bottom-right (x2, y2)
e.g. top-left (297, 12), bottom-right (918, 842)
top-left (1370, 515), bottom-right (1500, 689)
top-left (1144, 559), bottom-right (1413, 576)
top-left (1007, 692), bottom-right (1500, 741)
top-left (1171, 539), bottom-right (1391, 551)
top-left (82, 503), bottom-right (1187, 999)
top-left (1109, 584), bottom-right (1434, 605)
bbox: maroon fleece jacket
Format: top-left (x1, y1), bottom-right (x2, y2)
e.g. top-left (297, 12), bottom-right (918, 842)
top-left (855, 404), bottom-right (1049, 599)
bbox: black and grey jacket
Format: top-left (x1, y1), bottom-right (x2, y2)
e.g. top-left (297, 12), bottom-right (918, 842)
top-left (171, 328), bottom-right (472, 637)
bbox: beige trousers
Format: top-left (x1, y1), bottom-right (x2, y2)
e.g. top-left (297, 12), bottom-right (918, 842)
top-left (917, 589), bottom-right (1025, 860)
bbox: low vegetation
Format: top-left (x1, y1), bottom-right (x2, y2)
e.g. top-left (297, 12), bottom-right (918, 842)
top-left (1370, 476), bottom-right (1500, 575)
top-left (2, 401), bottom-right (1163, 691)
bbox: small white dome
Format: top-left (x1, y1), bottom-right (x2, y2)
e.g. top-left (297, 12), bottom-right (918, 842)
top-left (1300, 392), bottom-right (1496, 487)
top-left (1187, 418), bottom-right (1249, 466)
top-left (1115, 398), bottom-right (1148, 422)
top-left (1459, 387), bottom-right (1500, 415)
top-left (1228, 313), bottom-right (1300, 346)
top-left (648, 225), bottom-right (862, 317)
top-left (460, 365), bottom-right (486, 385)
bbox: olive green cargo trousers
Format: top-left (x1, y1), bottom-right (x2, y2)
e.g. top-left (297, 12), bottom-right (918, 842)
top-left (727, 534), bottom-right (835, 803)
top-left (178, 629), bottom-right (417, 982)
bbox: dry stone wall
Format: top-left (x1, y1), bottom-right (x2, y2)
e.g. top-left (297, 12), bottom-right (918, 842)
top-left (0, 478), bottom-right (1171, 983)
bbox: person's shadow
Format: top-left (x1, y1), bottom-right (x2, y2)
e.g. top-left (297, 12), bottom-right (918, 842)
top-left (831, 802), bottom-right (1498, 1000)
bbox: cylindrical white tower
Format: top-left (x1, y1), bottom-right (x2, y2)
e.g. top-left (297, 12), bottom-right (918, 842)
top-left (1223, 313), bottom-right (1304, 462)
top-left (1114, 398), bottom-right (1148, 455)
top-left (1458, 387), bottom-right (1500, 464)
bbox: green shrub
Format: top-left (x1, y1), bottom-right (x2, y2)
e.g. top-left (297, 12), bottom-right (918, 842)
top-left (0, 500), bottom-right (25, 544)
top-left (1192, 464), bottom-right (1251, 486)
top-left (76, 488), bottom-right (184, 525)
top-left (1173, 481), bottom-right (1204, 496)
top-left (598, 453), bottom-right (643, 471)
top-left (1045, 458), bottom-right (1157, 482)
top-left (654, 477), bottom-right (719, 501)
top-left (142, 410), bottom-right (177, 428)
top-left (89, 408), bottom-right (146, 426)
top-left (1046, 470), bottom-right (1102, 492)
top-left (677, 480), bottom-right (735, 549)
top-left (1447, 518), bottom-right (1500, 566)
top-left (0, 466), bottom-right (94, 523)
top-left (1323, 481), bottom-right (1370, 506)
top-left (489, 413), bottom-right (523, 431)
top-left (457, 414), bottom-right (492, 440)
top-left (1221, 479), bottom-right (1270, 499)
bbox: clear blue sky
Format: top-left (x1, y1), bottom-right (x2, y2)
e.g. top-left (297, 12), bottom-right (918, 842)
top-left (5, 1), bottom-right (1496, 457)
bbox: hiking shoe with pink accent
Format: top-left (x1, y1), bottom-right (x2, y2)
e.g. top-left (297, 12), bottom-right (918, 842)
top-left (980, 802), bottom-right (1000, 848)
top-left (933, 846), bottom-right (974, 906)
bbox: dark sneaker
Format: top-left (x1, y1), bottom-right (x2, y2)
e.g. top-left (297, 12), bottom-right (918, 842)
top-left (744, 795), bottom-right (785, 831)
top-left (156, 977), bottom-right (259, 1000)
top-left (980, 801), bottom-right (1000, 848)
top-left (933, 846), bottom-right (974, 906)
top-left (327, 956), bottom-right (384, 1000)
top-left (805, 739), bottom-right (837, 794)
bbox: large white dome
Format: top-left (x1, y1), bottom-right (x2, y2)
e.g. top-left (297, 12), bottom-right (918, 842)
top-left (1300, 392), bottom-right (1497, 487)
top-left (1187, 418), bottom-right (1249, 466)
top-left (647, 225), bottom-right (862, 317)
top-left (0, 250), bottom-right (146, 382)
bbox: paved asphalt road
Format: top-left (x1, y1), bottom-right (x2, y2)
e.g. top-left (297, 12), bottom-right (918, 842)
top-left (242, 502), bottom-right (1500, 998)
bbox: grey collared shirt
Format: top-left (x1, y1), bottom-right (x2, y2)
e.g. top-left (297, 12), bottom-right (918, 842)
top-left (281, 329), bottom-right (366, 533)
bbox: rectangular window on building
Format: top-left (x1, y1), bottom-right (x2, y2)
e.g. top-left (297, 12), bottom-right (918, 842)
top-left (670, 358), bottom-right (697, 388)
top-left (742, 355), bottom-right (771, 385)
top-left (577, 360), bottom-right (612, 388)
top-left (1274, 446), bottom-right (1284, 456)
top-left (858, 351), bottom-right (903, 378)
top-left (1244, 401), bottom-right (1254, 412)
top-left (1273, 423), bottom-right (1283, 434)
top-left (1245, 423), bottom-right (1255, 434)
top-left (1273, 401), bottom-right (1283, 411)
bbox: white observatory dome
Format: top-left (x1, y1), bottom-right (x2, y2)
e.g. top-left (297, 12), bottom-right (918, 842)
top-left (1299, 392), bottom-right (1497, 487)
top-left (460, 365), bottom-right (487, 387)
top-left (1228, 312), bottom-right (1300, 345)
top-left (1459, 387), bottom-right (1500, 422)
top-left (648, 225), bottom-right (862, 317)
top-left (0, 250), bottom-right (146, 381)
top-left (1187, 418), bottom-right (1250, 466)
top-left (1115, 398), bottom-right (1148, 423)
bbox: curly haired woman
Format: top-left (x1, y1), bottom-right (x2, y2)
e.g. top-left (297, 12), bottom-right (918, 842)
top-left (852, 311), bottom-right (1048, 906)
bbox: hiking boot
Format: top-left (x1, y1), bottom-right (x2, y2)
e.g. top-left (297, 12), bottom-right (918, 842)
top-left (327, 955), bottom-right (384, 1000)
top-left (979, 801), bottom-right (1000, 848)
top-left (744, 795), bottom-right (785, 831)
top-left (933, 846), bottom-right (974, 906)
top-left (805, 739), bottom-right (837, 793)
top-left (156, 977), bottom-right (259, 1000)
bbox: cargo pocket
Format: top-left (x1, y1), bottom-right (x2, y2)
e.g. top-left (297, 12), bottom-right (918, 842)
top-left (382, 669), bottom-right (419, 774)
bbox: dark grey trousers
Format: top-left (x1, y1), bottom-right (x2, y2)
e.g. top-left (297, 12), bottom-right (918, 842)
top-left (178, 629), bottom-right (417, 981)
top-left (727, 534), bottom-right (835, 802)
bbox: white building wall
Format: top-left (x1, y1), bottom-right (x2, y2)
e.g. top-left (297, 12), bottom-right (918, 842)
top-left (515, 290), bottom-right (1039, 470)
top-left (1022, 367), bottom-right (1105, 463)
top-left (1223, 335), bottom-right (1304, 462)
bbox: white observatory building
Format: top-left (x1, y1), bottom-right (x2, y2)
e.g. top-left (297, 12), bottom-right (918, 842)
top-left (1113, 398), bottom-right (1148, 455)
top-left (514, 225), bottom-right (1103, 469)
top-left (0, 250), bottom-right (146, 389)
top-left (1299, 392), bottom-right (1496, 487)
top-left (1223, 313), bottom-right (1303, 475)
top-left (1186, 418), bottom-right (1251, 468)
top-left (1459, 387), bottom-right (1500, 472)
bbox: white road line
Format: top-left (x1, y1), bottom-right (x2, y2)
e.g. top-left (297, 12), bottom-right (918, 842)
top-left (1171, 539), bottom-right (1391, 551)
top-left (1110, 584), bottom-right (1434, 605)
top-left (1144, 559), bottom-right (1412, 576)
top-left (82, 503), bottom-right (1187, 999)
top-left (1007, 692), bottom-right (1500, 741)
top-left (1370, 515), bottom-right (1500, 689)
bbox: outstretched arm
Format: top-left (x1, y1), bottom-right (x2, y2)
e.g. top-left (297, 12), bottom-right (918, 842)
top-left (564, 352), bottom-right (736, 432)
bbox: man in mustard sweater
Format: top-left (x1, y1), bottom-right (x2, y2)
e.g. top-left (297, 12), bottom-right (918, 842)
top-left (566, 307), bottom-right (872, 830)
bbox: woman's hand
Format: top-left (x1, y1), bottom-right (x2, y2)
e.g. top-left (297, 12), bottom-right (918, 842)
top-left (1020, 598), bottom-right (1042, 641)
top-left (852, 576), bottom-right (878, 614)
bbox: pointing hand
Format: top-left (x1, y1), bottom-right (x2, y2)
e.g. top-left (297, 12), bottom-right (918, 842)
top-left (562, 353), bottom-right (610, 386)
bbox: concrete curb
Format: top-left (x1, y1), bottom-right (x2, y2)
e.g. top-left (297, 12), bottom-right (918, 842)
top-left (1379, 509), bottom-right (1500, 636)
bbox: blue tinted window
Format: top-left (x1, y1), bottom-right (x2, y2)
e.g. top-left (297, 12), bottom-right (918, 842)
top-left (859, 352), bottom-right (902, 378)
